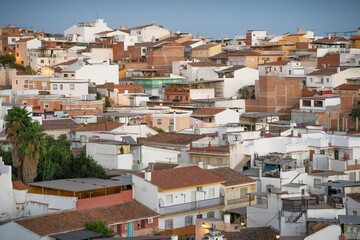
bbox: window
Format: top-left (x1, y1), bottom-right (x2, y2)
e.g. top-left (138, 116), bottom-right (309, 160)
top-left (40, 60), bottom-right (44, 63)
top-left (16, 53), bottom-right (19, 57)
top-left (71, 74), bottom-right (75, 78)
top-left (157, 119), bottom-right (162, 125)
top-left (314, 179), bottom-right (321, 188)
top-left (53, 84), bottom-right (58, 90)
top-left (326, 78), bottom-right (330, 83)
top-left (303, 100), bottom-right (311, 107)
top-left (207, 211), bottom-right (215, 218)
top-left (240, 188), bottom-right (248, 198)
top-left (349, 172), bottom-right (356, 181)
top-left (185, 216), bottom-right (193, 226)
top-left (147, 217), bottom-right (153, 224)
top-left (169, 119), bottom-right (174, 125)
top-left (44, 103), bottom-right (49, 109)
top-left (16, 80), bottom-right (18, 85)
top-left (289, 70), bottom-right (292, 75)
top-left (166, 194), bottom-right (173, 204)
top-left (70, 84), bottom-right (75, 90)
top-left (64, 74), bottom-right (68, 78)
top-left (334, 150), bottom-right (339, 160)
top-left (60, 84), bottom-right (63, 90)
top-left (165, 219), bottom-right (173, 230)
top-left (320, 150), bottom-right (325, 154)
top-left (353, 211), bottom-right (358, 216)
top-left (310, 78), bottom-right (313, 82)
top-left (208, 188), bottom-right (215, 197)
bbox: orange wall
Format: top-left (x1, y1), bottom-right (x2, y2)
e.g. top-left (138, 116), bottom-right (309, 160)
top-left (76, 190), bottom-right (133, 210)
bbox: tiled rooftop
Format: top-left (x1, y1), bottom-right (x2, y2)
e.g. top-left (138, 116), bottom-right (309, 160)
top-left (208, 167), bottom-right (256, 186)
top-left (135, 166), bottom-right (225, 190)
top-left (138, 132), bottom-right (207, 145)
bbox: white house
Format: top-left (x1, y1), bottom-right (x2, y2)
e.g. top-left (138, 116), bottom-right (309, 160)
top-left (94, 29), bottom-right (138, 51)
top-left (306, 67), bottom-right (360, 90)
top-left (59, 59), bottom-right (119, 85)
top-left (50, 78), bottom-right (89, 99)
top-left (215, 66), bottom-right (259, 98)
top-left (132, 166), bottom-right (225, 231)
top-left (299, 94), bottom-right (340, 113)
top-left (64, 18), bottom-right (113, 43)
top-left (129, 23), bottom-right (171, 42)
top-left (258, 61), bottom-right (306, 78)
top-left (191, 108), bottom-right (240, 127)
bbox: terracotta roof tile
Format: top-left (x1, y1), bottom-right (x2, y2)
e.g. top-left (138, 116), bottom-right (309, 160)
top-left (222, 226), bottom-right (279, 240)
top-left (135, 166), bottom-right (225, 190)
top-left (208, 167), bottom-right (256, 186)
top-left (188, 62), bottom-right (225, 67)
top-left (192, 108), bottom-right (226, 116)
top-left (12, 180), bottom-right (28, 190)
top-left (76, 122), bottom-right (124, 132)
top-left (209, 52), bottom-right (229, 59)
top-left (192, 43), bottom-right (221, 50)
top-left (307, 67), bottom-right (347, 76)
top-left (258, 60), bottom-right (289, 66)
top-left (42, 119), bottom-right (80, 130)
top-left (334, 83), bottom-right (360, 91)
top-left (138, 132), bottom-right (207, 145)
top-left (16, 38), bottom-right (35, 43)
top-left (16, 200), bottom-right (158, 236)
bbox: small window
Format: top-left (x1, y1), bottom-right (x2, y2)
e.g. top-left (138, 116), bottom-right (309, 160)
top-left (16, 80), bottom-right (18, 85)
top-left (353, 211), bottom-right (358, 216)
top-left (40, 60), bottom-right (44, 63)
top-left (147, 217), bottom-right (153, 224)
top-left (185, 215), bottom-right (193, 226)
top-left (289, 70), bottom-right (292, 75)
top-left (310, 78), bottom-right (313, 82)
top-left (166, 194), bottom-right (173, 204)
top-left (169, 119), bottom-right (174, 125)
top-left (44, 103), bottom-right (49, 109)
top-left (326, 78), bottom-right (330, 83)
top-left (349, 172), bottom-right (356, 181)
top-left (53, 84), bottom-right (58, 90)
top-left (207, 211), bottom-right (215, 218)
top-left (314, 179), bottom-right (321, 188)
top-left (64, 74), bottom-right (68, 78)
top-left (208, 188), bottom-right (215, 197)
top-left (60, 84), bottom-right (63, 90)
top-left (157, 119), bottom-right (162, 125)
top-left (165, 219), bottom-right (173, 230)
top-left (320, 150), bottom-right (325, 154)
top-left (240, 188), bottom-right (248, 198)
top-left (70, 84), bottom-right (75, 90)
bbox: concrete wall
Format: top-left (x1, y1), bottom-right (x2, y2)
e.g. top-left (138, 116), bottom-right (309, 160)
top-left (133, 174), bottom-right (159, 211)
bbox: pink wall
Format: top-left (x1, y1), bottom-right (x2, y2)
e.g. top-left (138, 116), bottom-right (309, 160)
top-left (76, 190), bottom-right (133, 210)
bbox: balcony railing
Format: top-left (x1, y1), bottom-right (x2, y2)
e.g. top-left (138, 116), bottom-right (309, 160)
top-left (159, 197), bottom-right (224, 215)
top-left (227, 196), bottom-right (254, 205)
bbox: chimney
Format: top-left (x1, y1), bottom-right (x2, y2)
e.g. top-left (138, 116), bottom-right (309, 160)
top-left (144, 171), bottom-right (151, 181)
top-left (337, 67), bottom-right (341, 73)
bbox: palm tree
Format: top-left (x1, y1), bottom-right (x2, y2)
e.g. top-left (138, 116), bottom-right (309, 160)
top-left (18, 121), bottom-right (46, 183)
top-left (5, 107), bottom-right (32, 180)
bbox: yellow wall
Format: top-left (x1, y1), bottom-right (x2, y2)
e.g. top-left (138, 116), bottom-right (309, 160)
top-left (224, 184), bottom-right (256, 210)
top-left (152, 114), bottom-right (190, 132)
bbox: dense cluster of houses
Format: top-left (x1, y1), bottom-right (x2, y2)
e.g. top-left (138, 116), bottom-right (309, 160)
top-left (1, 19), bottom-right (360, 239)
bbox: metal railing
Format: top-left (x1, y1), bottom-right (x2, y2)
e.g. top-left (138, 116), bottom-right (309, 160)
top-left (159, 197), bottom-right (224, 215)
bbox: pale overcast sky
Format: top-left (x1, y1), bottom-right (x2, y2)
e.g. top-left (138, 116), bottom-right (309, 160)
top-left (1, 0), bottom-right (359, 38)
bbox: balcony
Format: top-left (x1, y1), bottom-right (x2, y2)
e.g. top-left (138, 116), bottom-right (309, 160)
top-left (227, 196), bottom-right (255, 205)
top-left (158, 197), bottom-right (224, 215)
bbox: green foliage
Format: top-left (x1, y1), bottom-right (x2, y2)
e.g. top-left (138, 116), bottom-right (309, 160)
top-left (85, 220), bottom-right (113, 238)
top-left (352, 107), bottom-right (360, 119)
top-left (36, 135), bottom-right (106, 181)
top-left (96, 92), bottom-right (102, 101)
top-left (104, 97), bottom-right (111, 108)
top-left (0, 54), bottom-right (16, 65)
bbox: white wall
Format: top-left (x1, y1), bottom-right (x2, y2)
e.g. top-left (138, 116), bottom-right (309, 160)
top-left (133, 174), bottom-right (159, 211)
top-left (130, 25), bottom-right (171, 42)
top-left (189, 88), bottom-right (214, 100)
top-left (50, 79), bottom-right (89, 98)
top-left (223, 67), bottom-right (259, 98)
top-left (64, 19), bottom-right (112, 43)
top-left (247, 194), bottom-right (280, 230)
top-left (82, 48), bottom-right (113, 62)
top-left (142, 145), bottom-right (179, 169)
top-left (304, 224), bottom-right (341, 240)
top-left (75, 63), bottom-right (119, 85)
top-left (26, 193), bottom-right (76, 211)
top-left (0, 160), bottom-right (14, 221)
top-left (214, 109), bottom-right (240, 125)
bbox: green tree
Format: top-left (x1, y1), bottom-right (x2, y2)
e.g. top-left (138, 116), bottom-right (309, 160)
top-left (85, 220), bottom-right (112, 238)
top-left (5, 107), bottom-right (32, 181)
top-left (67, 151), bottom-right (106, 178)
top-left (352, 107), bottom-right (360, 120)
top-left (0, 54), bottom-right (16, 65)
top-left (18, 121), bottom-right (46, 183)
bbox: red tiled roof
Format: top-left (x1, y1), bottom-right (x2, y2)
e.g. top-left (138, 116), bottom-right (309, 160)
top-left (334, 84), bottom-right (360, 91)
top-left (192, 43), bottom-right (221, 50)
top-left (42, 119), bottom-right (80, 130)
top-left (16, 200), bottom-right (158, 236)
top-left (192, 108), bottom-right (226, 116)
top-left (12, 181), bottom-right (28, 190)
top-left (258, 60), bottom-right (289, 66)
top-left (208, 167), bottom-right (256, 186)
top-left (222, 226), bottom-right (279, 240)
top-left (228, 50), bottom-right (261, 56)
top-left (16, 38), bottom-right (35, 43)
top-left (138, 132), bottom-right (208, 145)
top-left (135, 166), bottom-right (225, 190)
top-left (209, 52), bottom-right (229, 59)
top-left (76, 122), bottom-right (124, 132)
top-left (313, 36), bottom-right (349, 43)
top-left (52, 58), bottom-right (79, 68)
top-left (188, 62), bottom-right (225, 67)
top-left (307, 67), bottom-right (347, 76)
